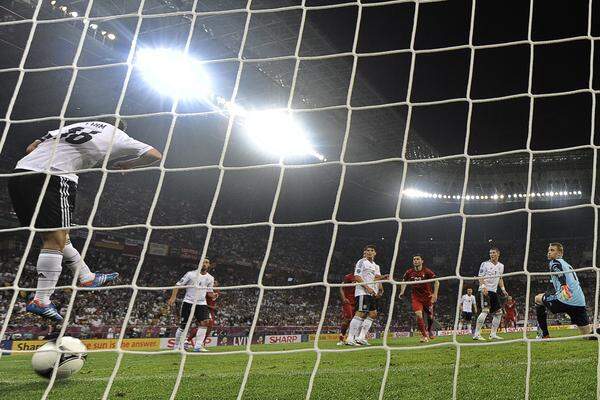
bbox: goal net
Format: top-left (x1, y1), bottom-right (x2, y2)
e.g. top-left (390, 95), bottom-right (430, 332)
top-left (0, 0), bottom-right (599, 399)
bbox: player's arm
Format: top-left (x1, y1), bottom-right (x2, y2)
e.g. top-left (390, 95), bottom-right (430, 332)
top-left (26, 140), bottom-right (42, 154)
top-left (340, 286), bottom-right (350, 304)
top-left (472, 301), bottom-right (478, 314)
top-left (168, 273), bottom-right (189, 306)
top-left (398, 271), bottom-right (408, 298)
top-left (376, 282), bottom-right (384, 298)
top-left (550, 261), bottom-right (572, 299)
top-left (167, 288), bottom-right (179, 306)
top-left (498, 277), bottom-right (508, 296)
top-left (113, 148), bottom-right (162, 170)
top-left (206, 277), bottom-right (217, 300)
top-left (432, 280), bottom-right (440, 303)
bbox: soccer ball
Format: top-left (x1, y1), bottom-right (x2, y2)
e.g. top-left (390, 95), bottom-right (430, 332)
top-left (31, 337), bottom-right (87, 379)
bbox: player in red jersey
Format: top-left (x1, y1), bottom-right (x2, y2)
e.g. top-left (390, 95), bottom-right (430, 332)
top-left (338, 273), bottom-right (356, 345)
top-left (203, 279), bottom-right (220, 345)
top-left (399, 255), bottom-right (440, 343)
top-left (502, 295), bottom-right (517, 331)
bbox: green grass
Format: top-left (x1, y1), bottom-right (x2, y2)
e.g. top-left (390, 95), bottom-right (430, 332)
top-left (0, 331), bottom-right (598, 400)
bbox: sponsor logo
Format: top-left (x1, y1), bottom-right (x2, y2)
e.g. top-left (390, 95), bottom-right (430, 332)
top-left (265, 335), bottom-right (302, 344)
top-left (12, 338), bottom-right (160, 352)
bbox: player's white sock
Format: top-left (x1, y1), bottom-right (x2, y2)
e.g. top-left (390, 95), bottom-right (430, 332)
top-left (490, 313), bottom-right (502, 335)
top-left (34, 249), bottom-right (63, 305)
top-left (348, 317), bottom-right (364, 341)
top-left (63, 240), bottom-right (94, 283)
top-left (195, 327), bottom-right (207, 349)
top-left (174, 327), bottom-right (184, 349)
top-left (358, 317), bottom-right (374, 340)
top-left (474, 312), bottom-right (487, 336)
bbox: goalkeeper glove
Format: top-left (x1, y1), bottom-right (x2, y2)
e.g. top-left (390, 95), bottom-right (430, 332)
top-left (561, 285), bottom-right (572, 300)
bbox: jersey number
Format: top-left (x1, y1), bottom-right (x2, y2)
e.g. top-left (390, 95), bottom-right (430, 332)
top-left (61, 127), bottom-right (100, 144)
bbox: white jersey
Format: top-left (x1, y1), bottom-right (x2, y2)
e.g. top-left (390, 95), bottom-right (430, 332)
top-left (478, 260), bottom-right (504, 292)
top-left (176, 270), bottom-right (214, 305)
top-left (460, 294), bottom-right (476, 312)
top-left (16, 121), bottom-right (152, 183)
top-left (354, 258), bottom-right (381, 297)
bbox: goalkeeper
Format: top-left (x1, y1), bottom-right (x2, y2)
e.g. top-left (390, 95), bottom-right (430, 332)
top-left (534, 243), bottom-right (594, 339)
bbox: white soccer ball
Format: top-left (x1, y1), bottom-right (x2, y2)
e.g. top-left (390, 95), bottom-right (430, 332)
top-left (31, 337), bottom-right (87, 379)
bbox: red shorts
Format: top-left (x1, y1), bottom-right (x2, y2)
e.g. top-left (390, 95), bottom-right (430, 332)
top-left (412, 296), bottom-right (433, 314)
top-left (342, 303), bottom-right (355, 320)
top-left (505, 314), bottom-right (516, 321)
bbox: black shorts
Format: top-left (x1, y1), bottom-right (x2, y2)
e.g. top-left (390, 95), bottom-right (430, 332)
top-left (8, 170), bottom-right (77, 229)
top-left (180, 302), bottom-right (210, 326)
top-left (462, 312), bottom-right (473, 321)
top-left (542, 295), bottom-right (589, 327)
top-left (478, 290), bottom-right (501, 314)
top-left (355, 295), bottom-right (376, 313)
top-left (374, 296), bottom-right (386, 314)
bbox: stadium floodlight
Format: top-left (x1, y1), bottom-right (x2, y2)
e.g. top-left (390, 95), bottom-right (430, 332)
top-left (135, 48), bottom-right (213, 101)
top-left (403, 188), bottom-right (427, 198)
top-left (70, 11), bottom-right (78, 17)
top-left (60, 6), bottom-right (67, 12)
top-left (50, 0), bottom-right (56, 5)
top-left (107, 33), bottom-right (116, 40)
top-left (89, 23), bottom-right (98, 30)
top-left (244, 110), bottom-right (325, 161)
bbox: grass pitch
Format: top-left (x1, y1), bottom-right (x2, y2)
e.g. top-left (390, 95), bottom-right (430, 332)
top-left (0, 331), bottom-right (597, 400)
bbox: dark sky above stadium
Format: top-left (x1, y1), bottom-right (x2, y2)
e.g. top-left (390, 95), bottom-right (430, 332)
top-left (0, 0), bottom-right (598, 272)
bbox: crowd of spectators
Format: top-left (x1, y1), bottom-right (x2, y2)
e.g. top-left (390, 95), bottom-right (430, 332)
top-left (0, 157), bottom-right (597, 340)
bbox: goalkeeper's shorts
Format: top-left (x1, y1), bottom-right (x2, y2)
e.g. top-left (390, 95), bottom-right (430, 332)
top-left (542, 294), bottom-right (589, 327)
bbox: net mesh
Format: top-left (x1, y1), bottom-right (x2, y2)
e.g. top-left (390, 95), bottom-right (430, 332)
top-left (0, 0), bottom-right (599, 399)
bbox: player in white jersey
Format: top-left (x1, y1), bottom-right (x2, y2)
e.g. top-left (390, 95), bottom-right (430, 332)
top-left (473, 247), bottom-right (508, 341)
top-left (346, 245), bottom-right (388, 346)
top-left (459, 287), bottom-right (477, 332)
top-left (168, 259), bottom-right (216, 352)
top-left (8, 121), bottom-right (162, 322)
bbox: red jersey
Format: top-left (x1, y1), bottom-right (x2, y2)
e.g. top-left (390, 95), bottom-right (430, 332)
top-left (207, 289), bottom-right (220, 308)
top-left (342, 273), bottom-right (355, 301)
top-left (504, 300), bottom-right (516, 318)
top-left (403, 267), bottom-right (436, 301)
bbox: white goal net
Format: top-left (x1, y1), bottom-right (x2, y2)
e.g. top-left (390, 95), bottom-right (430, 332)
top-left (0, 0), bottom-right (599, 399)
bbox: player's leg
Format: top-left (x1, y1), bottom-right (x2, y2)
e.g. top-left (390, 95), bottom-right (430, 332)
top-left (489, 293), bottom-right (503, 339)
top-left (8, 173), bottom-right (66, 321)
top-left (473, 292), bottom-right (489, 340)
top-left (357, 308), bottom-right (377, 344)
top-left (411, 297), bottom-right (428, 341)
top-left (187, 326), bottom-right (197, 345)
top-left (63, 234), bottom-right (119, 287)
top-left (175, 302), bottom-right (191, 349)
top-left (465, 312), bottom-right (473, 333)
top-left (339, 302), bottom-right (354, 343)
top-left (534, 293), bottom-right (550, 338)
top-left (566, 306), bottom-right (595, 339)
top-left (425, 304), bottom-right (435, 339)
top-left (338, 318), bottom-right (350, 344)
top-left (347, 296), bottom-right (367, 345)
top-left (26, 230), bottom-right (67, 321)
top-left (193, 306), bottom-right (210, 351)
top-left (204, 311), bottom-right (215, 346)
